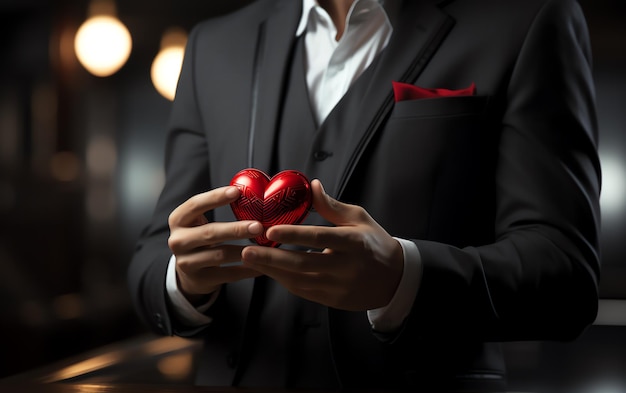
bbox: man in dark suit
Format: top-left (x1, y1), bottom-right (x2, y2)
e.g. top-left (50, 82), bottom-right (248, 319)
top-left (128, 0), bottom-right (601, 390)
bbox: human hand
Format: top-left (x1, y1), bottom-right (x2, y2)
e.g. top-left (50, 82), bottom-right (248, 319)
top-left (168, 186), bottom-right (264, 303)
top-left (240, 180), bottom-right (404, 311)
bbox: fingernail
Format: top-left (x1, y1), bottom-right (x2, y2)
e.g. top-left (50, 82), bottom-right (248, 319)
top-left (225, 186), bottom-right (240, 198)
top-left (248, 222), bottom-right (263, 235)
top-left (317, 180), bottom-right (326, 195)
top-left (244, 248), bottom-right (257, 262)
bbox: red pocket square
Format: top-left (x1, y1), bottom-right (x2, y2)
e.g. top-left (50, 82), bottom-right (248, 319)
top-left (392, 81), bottom-right (476, 102)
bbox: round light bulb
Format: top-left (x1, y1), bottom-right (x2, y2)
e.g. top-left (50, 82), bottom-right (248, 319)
top-left (74, 15), bottom-right (132, 77)
top-left (151, 46), bottom-right (185, 101)
top-left (151, 28), bottom-right (187, 101)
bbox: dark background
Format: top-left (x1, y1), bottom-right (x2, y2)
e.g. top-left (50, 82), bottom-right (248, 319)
top-left (0, 0), bottom-right (625, 389)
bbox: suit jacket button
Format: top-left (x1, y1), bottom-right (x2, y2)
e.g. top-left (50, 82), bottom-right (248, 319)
top-left (313, 151), bottom-right (332, 161)
top-left (154, 313), bottom-right (164, 330)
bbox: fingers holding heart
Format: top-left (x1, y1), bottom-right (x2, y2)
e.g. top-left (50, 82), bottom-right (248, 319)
top-left (240, 214), bottom-right (403, 311)
top-left (240, 245), bottom-right (346, 303)
top-left (168, 220), bottom-right (263, 253)
top-left (169, 186), bottom-right (241, 229)
top-left (241, 245), bottom-right (334, 273)
top-left (230, 171), bottom-right (403, 311)
top-left (264, 224), bottom-right (364, 252)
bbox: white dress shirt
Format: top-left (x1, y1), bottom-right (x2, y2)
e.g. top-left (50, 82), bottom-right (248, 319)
top-left (298, 0), bottom-right (392, 125)
top-left (166, 0), bottom-right (422, 333)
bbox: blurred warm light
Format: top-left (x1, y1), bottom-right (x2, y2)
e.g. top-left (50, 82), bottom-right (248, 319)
top-left (157, 352), bottom-right (193, 380)
top-left (52, 293), bottom-right (84, 320)
top-left (51, 151), bottom-right (80, 182)
top-left (75, 385), bottom-right (112, 393)
top-left (87, 135), bottom-right (117, 177)
top-left (151, 46), bottom-right (185, 100)
top-left (44, 352), bottom-right (122, 382)
top-left (600, 152), bottom-right (626, 217)
top-left (74, 0), bottom-right (132, 77)
top-left (151, 27), bottom-right (187, 101)
top-left (58, 26), bottom-right (78, 71)
top-left (142, 336), bottom-right (202, 356)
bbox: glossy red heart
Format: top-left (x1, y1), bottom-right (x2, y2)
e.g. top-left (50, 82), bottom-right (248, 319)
top-left (230, 168), bottom-right (312, 247)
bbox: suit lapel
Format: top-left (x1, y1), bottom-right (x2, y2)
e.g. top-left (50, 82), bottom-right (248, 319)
top-left (250, 0), bottom-right (302, 174)
top-left (307, 0), bottom-right (455, 199)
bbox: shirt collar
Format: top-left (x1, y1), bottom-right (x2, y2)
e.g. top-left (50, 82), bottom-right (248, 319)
top-left (296, 0), bottom-right (392, 37)
top-left (296, 0), bottom-right (317, 36)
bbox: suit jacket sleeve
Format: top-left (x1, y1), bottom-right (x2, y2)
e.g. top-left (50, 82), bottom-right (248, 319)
top-left (127, 26), bottom-right (216, 336)
top-left (396, 0), bottom-right (600, 344)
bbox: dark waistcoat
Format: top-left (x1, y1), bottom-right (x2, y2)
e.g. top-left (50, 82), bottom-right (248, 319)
top-left (237, 35), bottom-right (340, 390)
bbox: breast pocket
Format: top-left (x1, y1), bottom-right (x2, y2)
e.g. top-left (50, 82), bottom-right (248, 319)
top-left (382, 95), bottom-right (491, 159)
top-left (390, 95), bottom-right (490, 119)
top-left (381, 95), bottom-right (492, 169)
top-left (362, 95), bottom-right (495, 242)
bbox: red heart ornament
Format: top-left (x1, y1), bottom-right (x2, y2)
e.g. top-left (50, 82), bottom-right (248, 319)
top-left (229, 168), bottom-right (313, 247)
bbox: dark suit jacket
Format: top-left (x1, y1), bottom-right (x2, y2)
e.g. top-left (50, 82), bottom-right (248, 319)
top-left (128, 0), bottom-right (601, 390)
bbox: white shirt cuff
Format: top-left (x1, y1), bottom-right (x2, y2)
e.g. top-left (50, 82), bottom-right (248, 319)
top-left (165, 254), bottom-right (218, 327)
top-left (367, 238), bottom-right (422, 333)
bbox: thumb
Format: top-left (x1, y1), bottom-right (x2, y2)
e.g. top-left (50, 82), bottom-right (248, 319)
top-left (311, 179), bottom-right (363, 226)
